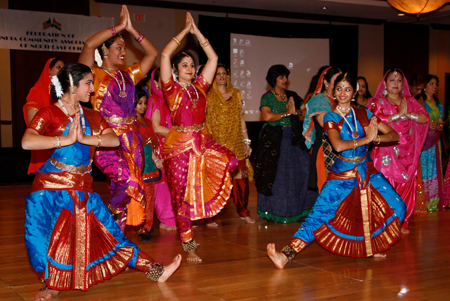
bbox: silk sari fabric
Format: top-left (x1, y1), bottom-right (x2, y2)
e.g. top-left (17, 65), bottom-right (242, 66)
top-left (162, 74), bottom-right (238, 243)
top-left (368, 69), bottom-right (429, 229)
top-left (288, 108), bottom-right (405, 258)
top-left (25, 106), bottom-right (156, 291)
top-left (91, 64), bottom-right (146, 230)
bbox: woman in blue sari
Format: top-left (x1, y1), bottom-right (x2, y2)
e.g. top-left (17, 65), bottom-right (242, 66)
top-left (22, 64), bottom-right (181, 300)
top-left (267, 73), bottom-right (406, 268)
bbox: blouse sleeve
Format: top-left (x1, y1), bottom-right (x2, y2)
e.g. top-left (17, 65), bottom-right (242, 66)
top-left (99, 116), bottom-right (111, 133)
top-left (28, 107), bottom-right (51, 135)
top-left (195, 74), bottom-right (210, 92)
top-left (259, 93), bottom-right (272, 111)
top-left (323, 112), bottom-right (340, 133)
top-left (126, 63), bottom-right (145, 86)
top-left (161, 76), bottom-right (178, 111)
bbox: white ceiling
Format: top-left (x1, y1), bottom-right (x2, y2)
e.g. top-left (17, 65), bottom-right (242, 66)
top-left (154, 0), bottom-right (450, 25)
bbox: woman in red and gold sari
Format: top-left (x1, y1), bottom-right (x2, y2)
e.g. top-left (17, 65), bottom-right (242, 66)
top-left (23, 57), bottom-right (64, 174)
top-left (22, 63), bottom-right (181, 300)
top-left (160, 13), bottom-right (238, 262)
top-left (79, 5), bottom-right (158, 232)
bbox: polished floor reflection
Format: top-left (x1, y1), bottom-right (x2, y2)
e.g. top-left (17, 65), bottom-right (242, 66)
top-left (1, 182), bottom-right (449, 300)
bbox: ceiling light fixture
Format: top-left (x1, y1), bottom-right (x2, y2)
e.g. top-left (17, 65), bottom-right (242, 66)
top-left (322, 6), bottom-right (327, 10)
top-left (398, 13), bottom-right (405, 16)
top-left (387, 0), bottom-right (449, 17)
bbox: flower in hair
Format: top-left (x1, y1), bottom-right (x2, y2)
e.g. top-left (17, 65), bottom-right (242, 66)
top-left (95, 48), bottom-right (103, 67)
top-left (51, 75), bottom-right (63, 98)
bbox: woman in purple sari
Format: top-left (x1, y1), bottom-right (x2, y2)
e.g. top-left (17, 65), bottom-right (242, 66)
top-left (144, 68), bottom-right (177, 231)
top-left (79, 5), bottom-right (158, 232)
top-left (368, 69), bottom-right (429, 233)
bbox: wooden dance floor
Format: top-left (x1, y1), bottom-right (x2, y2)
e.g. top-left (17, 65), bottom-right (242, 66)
top-left (1, 182), bottom-right (450, 300)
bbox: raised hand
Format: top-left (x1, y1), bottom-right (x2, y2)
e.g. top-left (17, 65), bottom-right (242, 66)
top-left (124, 5), bottom-right (134, 32)
top-left (119, 5), bottom-right (128, 29)
top-left (188, 13), bottom-right (199, 35)
top-left (183, 12), bottom-right (192, 33)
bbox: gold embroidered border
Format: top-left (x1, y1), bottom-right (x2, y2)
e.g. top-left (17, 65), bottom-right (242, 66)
top-left (51, 158), bottom-right (92, 175)
top-left (360, 188), bottom-right (373, 257)
top-left (289, 237), bottom-right (308, 253)
top-left (337, 153), bottom-right (368, 163)
top-left (104, 115), bottom-right (136, 125)
top-left (173, 123), bottom-right (205, 132)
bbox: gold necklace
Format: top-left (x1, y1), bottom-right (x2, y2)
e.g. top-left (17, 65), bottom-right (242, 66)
top-left (102, 68), bottom-right (127, 98)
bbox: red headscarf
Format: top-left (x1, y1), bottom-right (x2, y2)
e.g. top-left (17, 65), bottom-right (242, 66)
top-left (23, 58), bottom-right (57, 125)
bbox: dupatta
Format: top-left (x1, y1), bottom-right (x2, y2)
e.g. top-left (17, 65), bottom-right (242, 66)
top-left (368, 69), bottom-right (429, 183)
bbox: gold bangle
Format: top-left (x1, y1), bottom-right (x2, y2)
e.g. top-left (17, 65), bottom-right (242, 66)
top-left (54, 136), bottom-right (61, 149)
top-left (172, 37), bottom-right (181, 45)
top-left (96, 134), bottom-right (102, 147)
top-left (374, 135), bottom-right (381, 145)
top-left (201, 39), bottom-right (210, 48)
top-left (353, 140), bottom-right (358, 149)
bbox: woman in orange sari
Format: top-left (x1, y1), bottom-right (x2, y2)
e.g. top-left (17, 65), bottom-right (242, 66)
top-left (78, 5), bottom-right (158, 232)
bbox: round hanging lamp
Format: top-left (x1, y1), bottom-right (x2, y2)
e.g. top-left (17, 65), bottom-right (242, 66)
top-left (387, 0), bottom-right (449, 17)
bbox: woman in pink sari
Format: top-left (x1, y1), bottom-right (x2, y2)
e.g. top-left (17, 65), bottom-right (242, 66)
top-left (160, 13), bottom-right (237, 261)
top-left (144, 68), bottom-right (177, 231)
top-left (368, 69), bottom-right (429, 233)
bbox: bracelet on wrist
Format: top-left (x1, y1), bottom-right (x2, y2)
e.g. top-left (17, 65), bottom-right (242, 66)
top-left (54, 136), bottom-right (61, 149)
top-left (374, 135), bottom-right (381, 145)
top-left (200, 39), bottom-right (210, 48)
top-left (96, 134), bottom-right (102, 147)
top-left (353, 140), bottom-right (358, 149)
top-left (280, 113), bottom-right (291, 118)
top-left (172, 37), bottom-right (181, 45)
top-left (135, 32), bottom-right (145, 43)
top-left (391, 114), bottom-right (400, 121)
top-left (243, 138), bottom-right (251, 145)
top-left (109, 26), bottom-right (116, 37)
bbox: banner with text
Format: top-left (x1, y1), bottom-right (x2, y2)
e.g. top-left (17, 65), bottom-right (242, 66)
top-left (0, 9), bottom-right (114, 52)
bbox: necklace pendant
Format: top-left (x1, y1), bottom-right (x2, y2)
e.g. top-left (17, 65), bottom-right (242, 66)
top-left (352, 131), bottom-right (359, 139)
top-left (119, 91), bottom-right (127, 98)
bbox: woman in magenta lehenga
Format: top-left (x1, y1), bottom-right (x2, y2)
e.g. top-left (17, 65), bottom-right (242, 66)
top-left (79, 6), bottom-right (158, 232)
top-left (145, 68), bottom-right (177, 231)
top-left (368, 69), bottom-right (429, 233)
top-left (160, 13), bottom-right (238, 261)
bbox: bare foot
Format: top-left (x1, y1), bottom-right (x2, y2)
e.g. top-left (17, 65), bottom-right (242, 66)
top-left (157, 254), bottom-right (182, 282)
top-left (159, 223), bottom-right (177, 231)
top-left (374, 253), bottom-right (387, 258)
top-left (186, 250), bottom-right (202, 262)
top-left (267, 243), bottom-right (288, 269)
top-left (206, 222), bottom-right (218, 227)
top-left (36, 288), bottom-right (59, 300)
top-left (241, 216), bottom-right (255, 223)
top-left (401, 228), bottom-right (410, 234)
